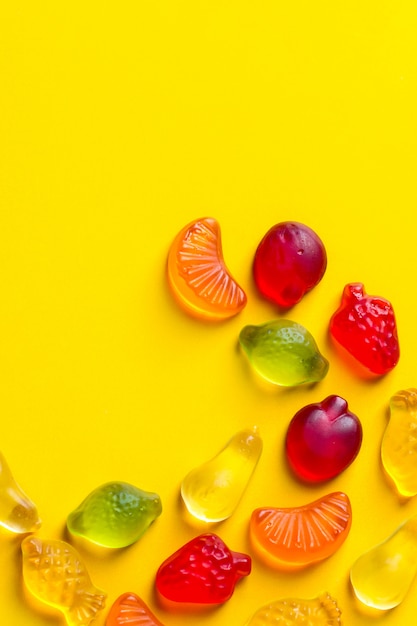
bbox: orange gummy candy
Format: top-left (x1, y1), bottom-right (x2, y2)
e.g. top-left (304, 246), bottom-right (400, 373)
top-left (250, 491), bottom-right (352, 570)
top-left (106, 592), bottom-right (164, 625)
top-left (167, 217), bottom-right (247, 321)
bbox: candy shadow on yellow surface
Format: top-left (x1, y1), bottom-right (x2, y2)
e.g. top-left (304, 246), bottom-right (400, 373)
top-left (348, 581), bottom-right (393, 620)
top-left (62, 523), bottom-right (137, 563)
top-left (21, 583), bottom-right (64, 625)
top-left (153, 586), bottom-right (227, 616)
top-left (177, 491), bottom-right (225, 532)
top-left (2, 531), bottom-right (33, 605)
top-left (378, 458), bottom-right (414, 507)
top-left (234, 339), bottom-right (325, 397)
top-left (326, 333), bottom-right (389, 383)
top-left (249, 535), bottom-right (333, 574)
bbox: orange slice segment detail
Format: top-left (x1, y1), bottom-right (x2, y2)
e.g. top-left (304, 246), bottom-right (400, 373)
top-left (167, 217), bottom-right (247, 320)
top-left (106, 592), bottom-right (165, 626)
top-left (250, 491), bottom-right (352, 570)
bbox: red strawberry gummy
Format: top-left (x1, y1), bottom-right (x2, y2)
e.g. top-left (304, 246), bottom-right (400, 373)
top-left (253, 221), bottom-right (327, 308)
top-left (285, 395), bottom-right (363, 483)
top-left (155, 533), bottom-right (251, 604)
top-left (330, 283), bottom-right (400, 375)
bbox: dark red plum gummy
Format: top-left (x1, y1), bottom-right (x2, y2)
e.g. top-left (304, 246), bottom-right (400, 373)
top-left (285, 395), bottom-right (363, 483)
top-left (253, 221), bottom-right (327, 308)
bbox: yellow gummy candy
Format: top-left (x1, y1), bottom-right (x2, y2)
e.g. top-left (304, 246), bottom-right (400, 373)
top-left (350, 515), bottom-right (417, 610)
top-left (0, 450), bottom-right (41, 534)
top-left (22, 536), bottom-right (107, 626)
top-left (181, 427), bottom-right (262, 522)
top-left (381, 388), bottom-right (417, 497)
top-left (246, 593), bottom-right (342, 625)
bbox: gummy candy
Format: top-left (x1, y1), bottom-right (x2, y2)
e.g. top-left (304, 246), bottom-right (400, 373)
top-left (181, 427), bottom-right (262, 522)
top-left (167, 216), bottom-right (247, 321)
top-left (253, 221), bottom-right (327, 308)
top-left (239, 319), bottom-right (329, 386)
top-left (285, 395), bottom-right (362, 483)
top-left (350, 515), bottom-right (417, 610)
top-left (330, 282), bottom-right (400, 375)
top-left (250, 492), bottom-right (351, 569)
top-left (246, 592), bottom-right (342, 626)
top-left (106, 592), bottom-right (164, 626)
top-left (155, 532), bottom-right (251, 604)
top-left (21, 536), bottom-right (107, 626)
top-left (0, 450), bottom-right (41, 534)
top-left (381, 389), bottom-right (417, 497)
top-left (67, 481), bottom-right (162, 548)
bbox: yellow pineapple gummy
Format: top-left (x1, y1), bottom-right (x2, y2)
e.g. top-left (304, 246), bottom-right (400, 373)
top-left (246, 593), bottom-right (342, 625)
top-left (22, 536), bottom-right (106, 626)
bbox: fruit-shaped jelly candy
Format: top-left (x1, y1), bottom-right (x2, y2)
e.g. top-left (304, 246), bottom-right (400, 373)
top-left (250, 492), bottom-right (351, 569)
top-left (330, 282), bottom-right (400, 375)
top-left (381, 389), bottom-right (417, 497)
top-left (246, 592), bottom-right (342, 625)
top-left (350, 515), bottom-right (417, 610)
top-left (285, 395), bottom-right (363, 483)
top-left (167, 216), bottom-right (247, 321)
top-left (21, 536), bottom-right (107, 626)
top-left (0, 450), bottom-right (41, 534)
top-left (253, 221), bottom-right (327, 309)
top-left (239, 319), bottom-right (329, 386)
top-left (106, 592), bottom-right (164, 626)
top-left (67, 481), bottom-right (162, 548)
top-left (181, 427), bottom-right (262, 522)
top-left (156, 532), bottom-right (251, 604)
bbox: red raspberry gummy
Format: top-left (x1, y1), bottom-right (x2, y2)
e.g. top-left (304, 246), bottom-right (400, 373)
top-left (155, 533), bottom-right (251, 604)
top-left (253, 221), bottom-right (327, 308)
top-left (330, 283), bottom-right (400, 375)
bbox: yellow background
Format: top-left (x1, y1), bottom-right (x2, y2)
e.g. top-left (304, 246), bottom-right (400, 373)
top-left (1, 2), bottom-right (417, 624)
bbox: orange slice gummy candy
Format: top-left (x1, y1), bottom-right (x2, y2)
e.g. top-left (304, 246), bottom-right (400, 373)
top-left (106, 592), bottom-right (164, 625)
top-left (167, 217), bottom-right (247, 321)
top-left (250, 491), bottom-right (351, 569)
top-left (246, 592), bottom-right (342, 625)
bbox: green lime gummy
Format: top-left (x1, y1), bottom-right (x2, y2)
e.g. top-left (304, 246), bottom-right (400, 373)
top-left (239, 319), bottom-right (329, 387)
top-left (67, 481), bottom-right (162, 548)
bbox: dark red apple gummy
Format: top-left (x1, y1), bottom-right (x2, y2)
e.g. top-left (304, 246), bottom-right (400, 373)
top-left (253, 221), bottom-right (327, 308)
top-left (285, 395), bottom-right (363, 483)
top-left (155, 533), bottom-right (251, 604)
top-left (330, 282), bottom-right (400, 375)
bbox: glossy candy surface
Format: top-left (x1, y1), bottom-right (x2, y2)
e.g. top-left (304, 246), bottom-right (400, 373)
top-left (381, 389), bottom-right (417, 497)
top-left (350, 515), bottom-right (417, 610)
top-left (253, 221), bottom-right (327, 308)
top-left (246, 593), bottom-right (342, 626)
top-left (155, 532), bottom-right (251, 604)
top-left (239, 319), bottom-right (329, 386)
top-left (21, 536), bottom-right (107, 626)
top-left (167, 217), bottom-right (247, 320)
top-left (250, 492), bottom-right (351, 569)
top-left (106, 592), bottom-right (164, 626)
top-left (181, 427), bottom-right (262, 522)
top-left (330, 282), bottom-right (400, 375)
top-left (285, 395), bottom-right (363, 483)
top-left (0, 450), bottom-right (41, 534)
top-left (67, 481), bottom-right (162, 548)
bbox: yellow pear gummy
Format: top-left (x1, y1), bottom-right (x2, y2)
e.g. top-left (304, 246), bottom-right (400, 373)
top-left (0, 450), bottom-right (41, 534)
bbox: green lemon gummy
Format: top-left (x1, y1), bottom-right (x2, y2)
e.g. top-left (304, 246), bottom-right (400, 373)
top-left (239, 319), bottom-right (329, 387)
top-left (67, 481), bottom-right (162, 548)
